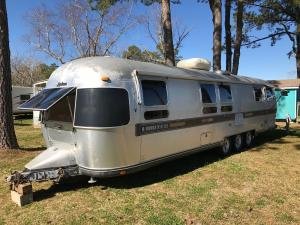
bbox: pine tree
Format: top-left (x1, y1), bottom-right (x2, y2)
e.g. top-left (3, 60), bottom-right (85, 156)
top-left (0, 0), bottom-right (19, 149)
top-left (208, 0), bottom-right (222, 71)
top-left (244, 0), bottom-right (300, 78)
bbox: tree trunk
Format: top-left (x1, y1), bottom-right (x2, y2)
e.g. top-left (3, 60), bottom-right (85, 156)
top-left (225, 0), bottom-right (232, 72)
top-left (0, 0), bottom-right (19, 149)
top-left (161, 0), bottom-right (175, 66)
top-left (209, 0), bottom-right (222, 71)
top-left (232, 0), bottom-right (243, 75)
top-left (296, 22), bottom-right (300, 79)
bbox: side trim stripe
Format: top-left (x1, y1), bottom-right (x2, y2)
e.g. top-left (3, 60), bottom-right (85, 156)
top-left (135, 108), bottom-right (276, 136)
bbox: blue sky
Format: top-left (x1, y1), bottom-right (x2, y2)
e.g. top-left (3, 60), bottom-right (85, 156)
top-left (6, 0), bottom-right (296, 80)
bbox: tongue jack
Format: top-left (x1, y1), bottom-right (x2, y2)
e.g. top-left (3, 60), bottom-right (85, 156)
top-left (88, 177), bottom-right (97, 184)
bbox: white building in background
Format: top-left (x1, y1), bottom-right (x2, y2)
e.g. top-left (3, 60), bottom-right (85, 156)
top-left (32, 80), bottom-right (48, 128)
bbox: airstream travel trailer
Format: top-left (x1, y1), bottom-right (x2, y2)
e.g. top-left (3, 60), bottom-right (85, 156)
top-left (12, 86), bottom-right (33, 115)
top-left (7, 56), bottom-right (276, 185)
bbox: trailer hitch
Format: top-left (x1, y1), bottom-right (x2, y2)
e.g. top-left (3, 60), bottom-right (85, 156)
top-left (6, 166), bottom-right (79, 206)
top-left (6, 166), bottom-right (79, 188)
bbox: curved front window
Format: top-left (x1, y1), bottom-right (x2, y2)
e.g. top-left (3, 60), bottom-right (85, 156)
top-left (45, 91), bottom-right (75, 123)
top-left (74, 88), bottom-right (130, 127)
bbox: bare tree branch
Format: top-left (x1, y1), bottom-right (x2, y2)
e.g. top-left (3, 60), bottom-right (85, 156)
top-left (25, 0), bottom-right (136, 63)
top-left (142, 5), bottom-right (190, 62)
top-left (280, 22), bottom-right (296, 54)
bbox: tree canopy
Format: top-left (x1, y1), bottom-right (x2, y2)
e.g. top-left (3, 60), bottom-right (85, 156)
top-left (244, 0), bottom-right (300, 77)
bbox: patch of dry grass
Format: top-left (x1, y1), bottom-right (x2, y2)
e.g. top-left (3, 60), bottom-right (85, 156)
top-left (13, 120), bottom-right (45, 151)
top-left (0, 121), bottom-right (299, 225)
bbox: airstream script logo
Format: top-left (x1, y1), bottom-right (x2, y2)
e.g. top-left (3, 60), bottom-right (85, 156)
top-left (57, 82), bottom-right (67, 87)
top-left (141, 123), bottom-right (169, 134)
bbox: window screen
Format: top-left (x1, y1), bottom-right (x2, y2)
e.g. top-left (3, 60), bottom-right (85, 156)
top-left (254, 87), bottom-right (263, 101)
top-left (219, 85), bottom-right (232, 102)
top-left (141, 80), bottom-right (167, 106)
top-left (75, 88), bottom-right (130, 127)
top-left (201, 84), bottom-right (216, 103)
top-left (19, 87), bottom-right (74, 110)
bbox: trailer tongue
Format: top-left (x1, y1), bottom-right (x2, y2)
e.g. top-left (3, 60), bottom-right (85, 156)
top-left (6, 86), bottom-right (81, 206)
top-left (6, 165), bottom-right (79, 206)
top-left (7, 166), bottom-right (79, 186)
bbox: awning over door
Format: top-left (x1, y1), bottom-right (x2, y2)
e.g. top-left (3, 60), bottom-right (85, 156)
top-left (18, 87), bottom-right (75, 111)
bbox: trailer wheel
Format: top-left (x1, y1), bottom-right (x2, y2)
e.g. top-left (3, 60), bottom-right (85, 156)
top-left (233, 134), bottom-right (243, 151)
top-left (220, 137), bottom-right (232, 156)
top-left (245, 131), bottom-right (254, 148)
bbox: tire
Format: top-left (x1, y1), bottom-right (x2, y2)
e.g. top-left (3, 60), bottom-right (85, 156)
top-left (220, 137), bottom-right (232, 156)
top-left (244, 131), bottom-right (254, 148)
top-left (233, 134), bottom-right (243, 151)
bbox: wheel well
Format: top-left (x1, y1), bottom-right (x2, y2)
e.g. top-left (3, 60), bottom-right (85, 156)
top-left (226, 130), bottom-right (256, 140)
top-left (224, 130), bottom-right (255, 141)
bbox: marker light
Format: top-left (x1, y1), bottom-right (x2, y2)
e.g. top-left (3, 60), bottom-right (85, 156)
top-left (120, 170), bottom-right (126, 176)
top-left (101, 75), bottom-right (111, 82)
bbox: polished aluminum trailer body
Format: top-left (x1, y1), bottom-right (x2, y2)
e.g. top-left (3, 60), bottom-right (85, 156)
top-left (13, 56), bottom-right (276, 181)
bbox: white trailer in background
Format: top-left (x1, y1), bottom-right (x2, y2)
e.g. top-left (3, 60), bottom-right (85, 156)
top-left (12, 86), bottom-right (33, 115)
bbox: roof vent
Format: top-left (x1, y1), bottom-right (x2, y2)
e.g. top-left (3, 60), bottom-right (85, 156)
top-left (177, 58), bottom-right (211, 71)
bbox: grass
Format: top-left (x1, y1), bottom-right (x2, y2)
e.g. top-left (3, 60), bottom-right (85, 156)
top-left (0, 120), bottom-right (299, 225)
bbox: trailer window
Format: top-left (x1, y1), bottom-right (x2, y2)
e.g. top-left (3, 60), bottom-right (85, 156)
top-left (75, 88), bottom-right (130, 127)
top-left (20, 94), bottom-right (31, 102)
top-left (45, 91), bottom-right (75, 123)
top-left (200, 83), bottom-right (218, 114)
top-left (141, 80), bottom-right (167, 106)
top-left (200, 84), bottom-right (216, 103)
top-left (254, 87), bottom-right (263, 101)
top-left (219, 85), bottom-right (232, 102)
top-left (218, 85), bottom-right (233, 112)
top-left (265, 87), bottom-right (274, 99)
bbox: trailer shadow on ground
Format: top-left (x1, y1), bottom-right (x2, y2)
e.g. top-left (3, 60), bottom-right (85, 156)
top-left (13, 115), bottom-right (33, 123)
top-left (20, 147), bottom-right (46, 152)
top-left (33, 128), bottom-right (291, 202)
